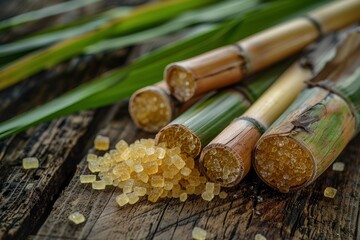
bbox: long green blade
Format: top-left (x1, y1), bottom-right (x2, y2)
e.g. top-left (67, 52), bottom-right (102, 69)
top-left (85, 0), bottom-right (259, 53)
top-left (0, 0), bottom-right (217, 90)
top-left (0, 8), bottom-right (131, 60)
top-left (0, 0), bottom-right (101, 31)
top-left (77, 0), bottom-right (329, 109)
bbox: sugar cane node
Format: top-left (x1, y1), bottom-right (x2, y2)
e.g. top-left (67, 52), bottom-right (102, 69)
top-left (129, 85), bottom-right (173, 132)
top-left (155, 124), bottom-right (201, 158)
top-left (302, 14), bottom-right (324, 37)
top-left (232, 43), bottom-right (252, 74)
top-left (236, 116), bottom-right (267, 134)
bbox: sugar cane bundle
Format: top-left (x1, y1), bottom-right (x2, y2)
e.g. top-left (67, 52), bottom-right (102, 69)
top-left (198, 29), bottom-right (352, 187)
top-left (155, 61), bottom-right (292, 158)
top-left (129, 81), bottom-right (203, 132)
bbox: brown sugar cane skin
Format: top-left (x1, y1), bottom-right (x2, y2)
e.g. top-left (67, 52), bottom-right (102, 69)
top-left (165, 0), bottom-right (360, 102)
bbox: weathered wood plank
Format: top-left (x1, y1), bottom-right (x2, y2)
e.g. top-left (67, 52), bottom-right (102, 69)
top-left (0, 104), bottom-right (122, 240)
top-left (0, 44), bottom-right (130, 240)
top-left (35, 108), bottom-right (153, 240)
top-left (33, 104), bottom-right (360, 239)
top-left (0, 49), bottom-right (128, 122)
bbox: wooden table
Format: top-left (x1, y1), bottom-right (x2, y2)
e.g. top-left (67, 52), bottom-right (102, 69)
top-left (1, 1), bottom-right (360, 240)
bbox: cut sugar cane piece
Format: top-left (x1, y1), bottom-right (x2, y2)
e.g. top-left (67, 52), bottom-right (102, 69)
top-left (156, 61), bottom-right (291, 158)
top-left (129, 81), bottom-right (204, 132)
top-left (254, 35), bottom-right (360, 192)
top-left (200, 28), bottom-right (358, 187)
top-left (166, 45), bottom-right (247, 102)
top-left (166, 1), bottom-right (360, 102)
top-left (129, 82), bottom-right (173, 132)
top-left (255, 87), bottom-right (357, 192)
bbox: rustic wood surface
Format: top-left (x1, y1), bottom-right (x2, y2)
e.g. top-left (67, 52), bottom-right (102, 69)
top-left (31, 108), bottom-right (360, 240)
top-left (1, 1), bottom-right (360, 240)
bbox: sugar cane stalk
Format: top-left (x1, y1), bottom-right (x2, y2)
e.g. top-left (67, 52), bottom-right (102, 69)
top-left (166, 0), bottom-right (360, 102)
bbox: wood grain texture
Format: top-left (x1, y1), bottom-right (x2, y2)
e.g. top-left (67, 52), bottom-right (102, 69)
top-left (0, 101), bottom-right (131, 240)
top-left (33, 103), bottom-right (360, 240)
top-left (0, 49), bottom-right (128, 122)
top-left (1, 1), bottom-right (360, 239)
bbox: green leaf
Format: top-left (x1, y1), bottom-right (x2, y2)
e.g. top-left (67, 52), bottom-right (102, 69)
top-left (78, 0), bottom-right (329, 109)
top-left (0, 0), bottom-right (218, 90)
top-left (0, 0), bottom-right (101, 31)
top-left (85, 0), bottom-right (259, 53)
top-left (0, 7), bottom-right (132, 61)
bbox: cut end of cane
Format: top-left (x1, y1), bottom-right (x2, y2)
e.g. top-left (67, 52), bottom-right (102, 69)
top-left (200, 144), bottom-right (243, 187)
top-left (166, 65), bottom-right (196, 102)
top-left (254, 135), bottom-right (314, 193)
top-left (155, 124), bottom-right (201, 158)
top-left (129, 87), bottom-right (173, 132)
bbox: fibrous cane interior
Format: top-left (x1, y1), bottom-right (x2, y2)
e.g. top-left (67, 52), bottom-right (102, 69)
top-left (201, 147), bottom-right (241, 185)
top-left (156, 125), bottom-right (201, 158)
top-left (168, 67), bottom-right (195, 102)
top-left (254, 135), bottom-right (314, 192)
top-left (130, 89), bottom-right (172, 132)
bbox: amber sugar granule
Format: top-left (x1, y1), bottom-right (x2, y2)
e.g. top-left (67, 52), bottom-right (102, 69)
top-left (192, 227), bottom-right (207, 240)
top-left (82, 138), bottom-right (225, 206)
top-left (94, 135), bottom-right (110, 151)
top-left (22, 157), bottom-right (39, 169)
top-left (68, 212), bottom-right (86, 224)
